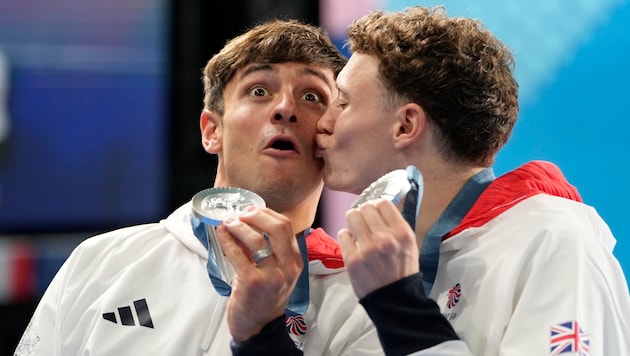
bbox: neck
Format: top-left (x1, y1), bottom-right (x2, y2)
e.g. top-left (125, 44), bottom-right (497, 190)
top-left (414, 164), bottom-right (486, 247)
top-left (265, 189), bottom-right (321, 235)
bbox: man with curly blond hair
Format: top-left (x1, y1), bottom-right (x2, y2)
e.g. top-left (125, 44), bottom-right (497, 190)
top-left (317, 6), bottom-right (630, 355)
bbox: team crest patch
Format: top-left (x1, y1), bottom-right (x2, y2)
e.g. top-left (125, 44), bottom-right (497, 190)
top-left (286, 315), bottom-right (307, 351)
top-left (447, 283), bottom-right (462, 309)
top-left (550, 321), bottom-right (590, 355)
top-left (286, 315), bottom-right (307, 336)
top-left (442, 282), bottom-right (462, 321)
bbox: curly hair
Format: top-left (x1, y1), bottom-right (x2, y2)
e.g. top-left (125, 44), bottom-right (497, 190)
top-left (202, 19), bottom-right (347, 116)
top-left (347, 6), bottom-right (519, 166)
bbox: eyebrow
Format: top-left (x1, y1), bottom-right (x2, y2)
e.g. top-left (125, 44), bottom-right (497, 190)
top-left (239, 63), bottom-right (333, 88)
top-left (301, 67), bottom-right (334, 88)
top-left (240, 63), bottom-right (275, 78)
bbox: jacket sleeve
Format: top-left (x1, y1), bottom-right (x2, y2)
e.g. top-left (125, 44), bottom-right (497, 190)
top-left (230, 315), bottom-right (302, 356)
top-left (13, 257), bottom-right (70, 356)
top-left (359, 273), bottom-right (468, 356)
top-left (13, 235), bottom-right (109, 356)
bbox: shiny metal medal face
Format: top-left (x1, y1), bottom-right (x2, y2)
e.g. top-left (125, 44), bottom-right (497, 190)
top-left (192, 187), bottom-right (266, 226)
top-left (192, 187), bottom-right (265, 286)
top-left (351, 169), bottom-right (411, 208)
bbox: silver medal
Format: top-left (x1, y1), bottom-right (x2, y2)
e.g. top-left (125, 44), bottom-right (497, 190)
top-left (351, 169), bottom-right (411, 208)
top-left (192, 187), bottom-right (266, 285)
top-left (350, 166), bottom-right (423, 230)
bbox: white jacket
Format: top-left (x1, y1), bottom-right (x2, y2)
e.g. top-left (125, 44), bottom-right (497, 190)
top-left (364, 161), bottom-right (630, 355)
top-left (14, 203), bottom-right (383, 356)
top-left (423, 194), bottom-right (630, 355)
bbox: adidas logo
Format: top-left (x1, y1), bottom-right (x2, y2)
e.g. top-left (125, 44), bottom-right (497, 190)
top-left (102, 298), bottom-right (154, 328)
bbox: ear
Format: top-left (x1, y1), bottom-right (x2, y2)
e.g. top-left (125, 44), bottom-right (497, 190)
top-left (200, 109), bottom-right (222, 154)
top-left (393, 102), bottom-right (426, 149)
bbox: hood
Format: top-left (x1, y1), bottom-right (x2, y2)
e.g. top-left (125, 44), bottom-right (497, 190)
top-left (159, 202), bottom-right (209, 258)
top-left (447, 160), bottom-right (582, 237)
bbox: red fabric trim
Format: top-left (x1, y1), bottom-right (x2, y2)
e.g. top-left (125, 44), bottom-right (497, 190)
top-left (10, 241), bottom-right (36, 301)
top-left (306, 227), bottom-right (345, 268)
top-left (446, 161), bottom-right (582, 238)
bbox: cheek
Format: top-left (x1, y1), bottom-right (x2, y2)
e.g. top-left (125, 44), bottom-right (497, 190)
top-left (226, 107), bottom-right (263, 134)
top-left (333, 123), bottom-right (366, 163)
top-left (336, 115), bottom-right (368, 145)
top-left (340, 119), bottom-right (388, 161)
top-left (301, 113), bottom-right (320, 132)
top-left (301, 106), bottom-right (326, 127)
top-left (229, 104), bottom-right (258, 123)
top-left (222, 120), bottom-right (260, 153)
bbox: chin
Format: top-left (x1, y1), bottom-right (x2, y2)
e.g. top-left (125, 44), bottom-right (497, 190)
top-left (323, 174), bottom-right (358, 195)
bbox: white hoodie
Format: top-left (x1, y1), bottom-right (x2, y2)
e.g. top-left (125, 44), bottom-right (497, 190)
top-left (14, 202), bottom-right (383, 356)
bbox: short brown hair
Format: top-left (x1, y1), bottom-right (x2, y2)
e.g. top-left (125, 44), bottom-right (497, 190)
top-left (347, 6), bottom-right (519, 166)
top-left (203, 19), bottom-right (347, 116)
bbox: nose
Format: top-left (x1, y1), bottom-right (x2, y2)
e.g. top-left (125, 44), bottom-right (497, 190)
top-left (272, 92), bottom-right (298, 124)
top-left (317, 106), bottom-right (336, 135)
top-left (274, 112), bottom-right (297, 123)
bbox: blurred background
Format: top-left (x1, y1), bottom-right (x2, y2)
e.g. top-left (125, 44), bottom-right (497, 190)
top-left (0, 0), bottom-right (628, 353)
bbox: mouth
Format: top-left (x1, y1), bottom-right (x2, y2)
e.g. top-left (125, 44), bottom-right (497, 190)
top-left (265, 135), bottom-right (299, 154)
top-left (314, 145), bottom-right (324, 159)
top-left (314, 135), bottom-right (325, 159)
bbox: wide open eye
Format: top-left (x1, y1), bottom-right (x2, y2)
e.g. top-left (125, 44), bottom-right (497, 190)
top-left (301, 91), bottom-right (322, 103)
top-left (249, 86), bottom-right (270, 97)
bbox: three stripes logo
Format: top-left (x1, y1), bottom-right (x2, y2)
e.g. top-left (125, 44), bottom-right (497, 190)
top-left (102, 298), bottom-right (154, 329)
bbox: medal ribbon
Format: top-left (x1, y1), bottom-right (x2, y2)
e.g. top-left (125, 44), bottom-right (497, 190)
top-left (191, 215), bottom-right (310, 316)
top-left (419, 167), bottom-right (494, 295)
top-left (401, 165), bottom-right (423, 230)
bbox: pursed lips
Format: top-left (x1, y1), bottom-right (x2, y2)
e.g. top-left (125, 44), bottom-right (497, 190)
top-left (314, 135), bottom-right (326, 159)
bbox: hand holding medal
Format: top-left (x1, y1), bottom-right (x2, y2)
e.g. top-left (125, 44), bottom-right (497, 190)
top-left (339, 166), bottom-right (423, 298)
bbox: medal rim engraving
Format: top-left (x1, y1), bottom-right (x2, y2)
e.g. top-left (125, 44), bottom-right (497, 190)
top-left (192, 187), bottom-right (266, 226)
top-left (351, 169), bottom-right (411, 209)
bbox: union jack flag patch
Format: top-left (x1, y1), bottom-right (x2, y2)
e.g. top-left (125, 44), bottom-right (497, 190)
top-left (550, 321), bottom-right (589, 355)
